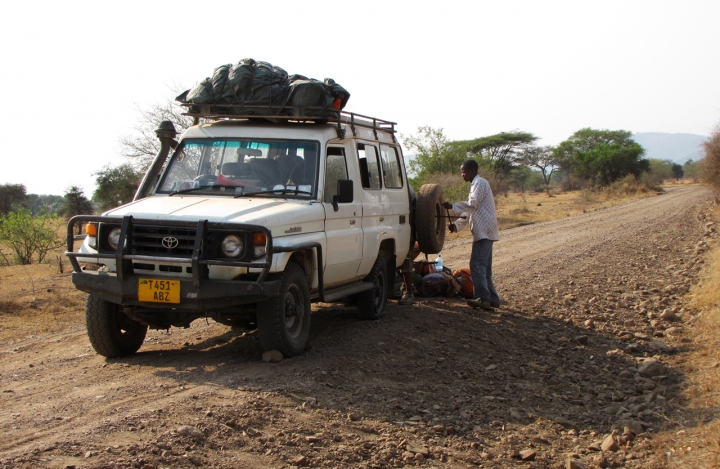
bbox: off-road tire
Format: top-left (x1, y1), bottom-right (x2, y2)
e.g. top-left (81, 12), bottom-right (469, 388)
top-left (357, 256), bottom-right (388, 320)
top-left (415, 183), bottom-right (446, 254)
top-left (85, 294), bottom-right (148, 358)
top-left (257, 263), bottom-right (311, 357)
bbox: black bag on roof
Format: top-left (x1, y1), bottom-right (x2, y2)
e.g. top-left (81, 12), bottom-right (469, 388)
top-left (179, 59), bottom-right (290, 117)
top-left (286, 76), bottom-right (350, 118)
top-left (176, 59), bottom-right (350, 118)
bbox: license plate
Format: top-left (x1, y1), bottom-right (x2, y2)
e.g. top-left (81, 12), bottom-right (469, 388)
top-left (138, 278), bottom-right (180, 303)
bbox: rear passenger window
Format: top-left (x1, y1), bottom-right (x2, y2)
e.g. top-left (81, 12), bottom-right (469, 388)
top-left (324, 147), bottom-right (348, 203)
top-left (357, 143), bottom-right (381, 189)
top-left (380, 145), bottom-right (403, 188)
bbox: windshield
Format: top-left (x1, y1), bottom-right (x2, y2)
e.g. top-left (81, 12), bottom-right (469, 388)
top-left (157, 138), bottom-right (319, 198)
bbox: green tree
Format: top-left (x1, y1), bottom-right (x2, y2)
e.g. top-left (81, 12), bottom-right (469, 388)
top-left (58, 186), bottom-right (94, 219)
top-left (0, 211), bottom-right (65, 264)
top-left (683, 159), bottom-right (700, 180)
top-left (0, 183), bottom-right (27, 215)
top-left (403, 127), bottom-right (537, 197)
top-left (555, 128), bottom-right (649, 186)
top-left (521, 145), bottom-right (558, 195)
top-left (507, 166), bottom-right (534, 193)
top-left (93, 164), bottom-right (143, 212)
top-left (671, 163), bottom-right (684, 181)
top-left (457, 131), bottom-right (538, 176)
top-left (27, 194), bottom-right (63, 216)
top-left (402, 126), bottom-right (468, 185)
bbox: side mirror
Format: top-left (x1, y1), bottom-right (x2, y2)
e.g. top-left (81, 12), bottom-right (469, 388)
top-left (332, 179), bottom-right (353, 211)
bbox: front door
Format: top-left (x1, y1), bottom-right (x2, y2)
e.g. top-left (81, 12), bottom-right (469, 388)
top-left (322, 146), bottom-right (363, 286)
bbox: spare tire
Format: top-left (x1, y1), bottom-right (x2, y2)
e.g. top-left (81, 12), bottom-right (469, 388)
top-left (415, 183), bottom-right (446, 254)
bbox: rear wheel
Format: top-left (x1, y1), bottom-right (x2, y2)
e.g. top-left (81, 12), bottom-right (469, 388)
top-left (86, 294), bottom-right (147, 358)
top-left (257, 263), bottom-right (311, 357)
top-left (415, 183), bottom-right (446, 254)
top-left (357, 256), bottom-right (388, 320)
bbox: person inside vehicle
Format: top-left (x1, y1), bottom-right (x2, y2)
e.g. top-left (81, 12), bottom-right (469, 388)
top-left (275, 145), bottom-right (305, 185)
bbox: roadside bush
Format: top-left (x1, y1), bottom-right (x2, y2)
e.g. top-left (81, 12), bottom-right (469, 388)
top-left (605, 175), bottom-right (636, 197)
top-left (416, 170), bottom-right (504, 206)
top-left (700, 123), bottom-right (720, 200)
top-left (645, 159), bottom-right (674, 185)
top-left (423, 172), bottom-right (470, 204)
top-left (684, 159), bottom-right (700, 181)
top-left (575, 187), bottom-right (596, 203)
top-left (0, 211), bottom-right (65, 265)
top-left (526, 170), bottom-right (553, 193)
top-left (479, 170), bottom-right (506, 198)
top-left (605, 175), bottom-right (659, 199)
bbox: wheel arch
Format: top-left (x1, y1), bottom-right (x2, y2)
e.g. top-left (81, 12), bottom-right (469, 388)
top-left (379, 238), bottom-right (396, 261)
top-left (288, 249), bottom-right (316, 287)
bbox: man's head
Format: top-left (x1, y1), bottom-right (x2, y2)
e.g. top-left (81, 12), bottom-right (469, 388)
top-left (460, 159), bottom-right (478, 182)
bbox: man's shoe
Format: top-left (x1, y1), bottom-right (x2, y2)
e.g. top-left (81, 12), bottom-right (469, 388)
top-left (467, 298), bottom-right (494, 311)
top-left (398, 293), bottom-right (415, 305)
top-left (490, 300), bottom-right (501, 308)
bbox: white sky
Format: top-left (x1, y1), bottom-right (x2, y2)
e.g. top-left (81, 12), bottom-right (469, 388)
top-left (1, 0), bottom-right (719, 196)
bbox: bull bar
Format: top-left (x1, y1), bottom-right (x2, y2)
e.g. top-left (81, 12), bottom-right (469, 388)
top-left (65, 215), bottom-right (327, 309)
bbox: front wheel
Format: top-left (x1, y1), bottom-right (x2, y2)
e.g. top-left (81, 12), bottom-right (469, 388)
top-left (85, 294), bottom-right (148, 358)
top-left (257, 263), bottom-right (311, 357)
top-left (357, 256), bottom-right (388, 320)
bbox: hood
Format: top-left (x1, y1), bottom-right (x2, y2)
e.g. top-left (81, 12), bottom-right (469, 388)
top-left (105, 195), bottom-right (325, 238)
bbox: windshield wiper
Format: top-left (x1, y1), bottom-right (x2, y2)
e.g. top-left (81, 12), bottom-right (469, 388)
top-left (169, 184), bottom-right (241, 196)
top-left (234, 187), bottom-right (312, 198)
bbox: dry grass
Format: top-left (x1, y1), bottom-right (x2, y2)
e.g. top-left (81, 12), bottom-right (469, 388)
top-left (0, 242), bottom-right (86, 342)
top-left (649, 205), bottom-right (720, 468)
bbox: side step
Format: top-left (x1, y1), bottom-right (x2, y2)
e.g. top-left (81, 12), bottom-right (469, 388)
top-left (312, 281), bottom-right (374, 303)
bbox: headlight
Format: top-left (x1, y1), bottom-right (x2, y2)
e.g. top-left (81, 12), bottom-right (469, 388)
top-left (107, 227), bottom-right (122, 250)
top-left (221, 235), bottom-right (243, 257)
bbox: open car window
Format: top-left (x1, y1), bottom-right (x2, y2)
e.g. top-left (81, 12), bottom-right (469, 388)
top-left (157, 139), bottom-right (319, 197)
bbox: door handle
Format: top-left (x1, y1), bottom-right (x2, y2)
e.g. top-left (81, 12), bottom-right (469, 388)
top-left (379, 216), bottom-right (385, 222)
top-left (350, 219), bottom-right (356, 225)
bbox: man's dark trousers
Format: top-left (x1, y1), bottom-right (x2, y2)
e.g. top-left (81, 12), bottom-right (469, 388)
top-left (470, 238), bottom-right (499, 303)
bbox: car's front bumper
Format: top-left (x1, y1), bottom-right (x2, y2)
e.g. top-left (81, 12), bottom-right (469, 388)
top-left (72, 270), bottom-right (281, 310)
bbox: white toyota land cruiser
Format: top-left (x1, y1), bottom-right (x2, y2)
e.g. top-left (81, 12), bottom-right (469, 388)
top-left (66, 107), bottom-right (446, 358)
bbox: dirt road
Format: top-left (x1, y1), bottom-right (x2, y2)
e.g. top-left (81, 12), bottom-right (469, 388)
top-left (0, 185), bottom-right (715, 469)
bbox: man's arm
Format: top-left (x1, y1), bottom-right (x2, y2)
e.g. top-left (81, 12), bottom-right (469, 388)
top-left (451, 179), bottom-right (484, 213)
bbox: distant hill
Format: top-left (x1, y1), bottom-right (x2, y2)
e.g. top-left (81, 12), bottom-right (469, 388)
top-left (631, 132), bottom-right (707, 164)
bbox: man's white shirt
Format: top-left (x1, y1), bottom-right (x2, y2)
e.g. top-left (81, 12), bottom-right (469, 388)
top-left (451, 175), bottom-right (499, 242)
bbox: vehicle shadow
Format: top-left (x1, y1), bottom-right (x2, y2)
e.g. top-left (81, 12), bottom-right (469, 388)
top-left (110, 296), bottom-right (695, 437)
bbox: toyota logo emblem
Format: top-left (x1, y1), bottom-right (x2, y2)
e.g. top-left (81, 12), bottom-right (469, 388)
top-left (162, 237), bottom-right (179, 249)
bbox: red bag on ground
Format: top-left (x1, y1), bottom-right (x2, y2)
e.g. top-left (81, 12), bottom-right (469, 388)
top-left (452, 268), bottom-right (475, 299)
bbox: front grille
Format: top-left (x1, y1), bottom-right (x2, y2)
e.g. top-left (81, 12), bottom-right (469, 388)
top-left (131, 225), bottom-right (195, 257)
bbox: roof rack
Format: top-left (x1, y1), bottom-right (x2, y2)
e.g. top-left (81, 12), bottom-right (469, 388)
top-left (179, 103), bottom-right (397, 141)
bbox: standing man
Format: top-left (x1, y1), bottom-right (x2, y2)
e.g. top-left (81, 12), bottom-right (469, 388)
top-left (442, 160), bottom-right (500, 311)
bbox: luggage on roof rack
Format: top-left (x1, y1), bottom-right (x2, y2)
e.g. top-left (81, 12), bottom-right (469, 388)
top-left (176, 59), bottom-right (350, 119)
top-left (177, 104), bottom-right (397, 141)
